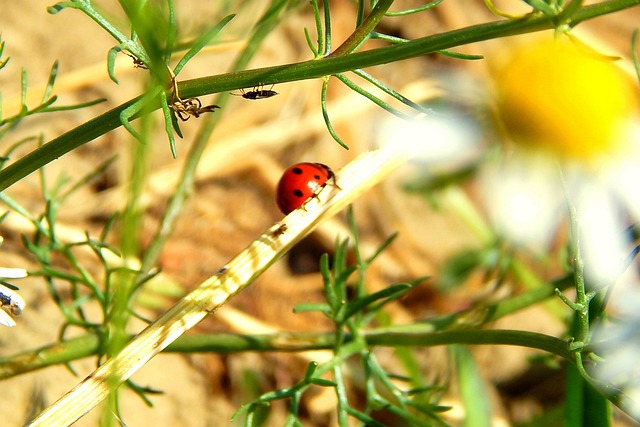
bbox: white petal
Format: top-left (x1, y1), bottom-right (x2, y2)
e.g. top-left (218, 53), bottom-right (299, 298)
top-left (0, 310), bottom-right (15, 327)
top-left (601, 122), bottom-right (640, 220)
top-left (378, 112), bottom-right (482, 171)
top-left (594, 310), bottom-right (640, 418)
top-left (0, 268), bottom-right (28, 279)
top-left (607, 159), bottom-right (640, 221)
top-left (574, 183), bottom-right (628, 288)
top-left (480, 152), bottom-right (563, 250)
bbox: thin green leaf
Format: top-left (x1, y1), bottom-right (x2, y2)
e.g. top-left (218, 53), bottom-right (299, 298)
top-left (437, 49), bottom-right (484, 60)
top-left (452, 345), bottom-right (492, 427)
top-left (334, 265), bottom-right (358, 289)
top-left (107, 46), bottom-right (121, 84)
top-left (333, 237), bottom-right (351, 304)
top-left (46, 2), bottom-right (72, 14)
top-left (173, 14), bottom-right (236, 76)
top-left (303, 27), bottom-right (318, 56)
top-left (632, 29), bottom-right (640, 83)
top-left (347, 407), bottom-right (387, 427)
top-left (370, 32), bottom-right (410, 44)
top-left (0, 39), bottom-right (9, 70)
top-left (523, 0), bottom-right (559, 14)
top-left (303, 362), bottom-right (318, 382)
top-left (0, 136), bottom-right (37, 169)
top-left (42, 61), bottom-right (59, 104)
top-left (159, 92), bottom-right (178, 158)
top-left (322, 0), bottom-right (332, 55)
top-left (321, 78), bottom-right (350, 149)
top-left (355, 0), bottom-right (366, 27)
top-left (559, 0), bottom-right (586, 21)
top-left (385, 0), bottom-right (445, 16)
top-left (293, 302), bottom-right (332, 314)
top-left (320, 253), bottom-right (338, 310)
top-left (118, 86), bottom-right (162, 142)
top-left (437, 248), bottom-right (485, 290)
top-left (41, 97), bottom-right (106, 112)
top-left (20, 68), bottom-right (28, 109)
top-left (310, 378), bottom-right (337, 387)
top-left (335, 72), bottom-right (414, 119)
top-left (232, 401), bottom-right (268, 421)
top-left (342, 283), bottom-right (414, 320)
top-left (365, 232), bottom-right (398, 265)
top-left (309, 0), bottom-right (324, 55)
top-left (165, 0), bottom-right (177, 67)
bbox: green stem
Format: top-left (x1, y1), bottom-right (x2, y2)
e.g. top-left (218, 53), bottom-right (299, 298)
top-left (0, 328), bottom-right (571, 379)
top-left (0, 0), bottom-right (637, 191)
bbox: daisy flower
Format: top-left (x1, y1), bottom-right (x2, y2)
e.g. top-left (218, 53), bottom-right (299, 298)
top-left (483, 34), bottom-right (640, 415)
top-left (483, 35), bottom-right (639, 260)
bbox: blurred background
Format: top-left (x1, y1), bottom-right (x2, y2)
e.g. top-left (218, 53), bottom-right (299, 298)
top-left (1, 0), bottom-right (639, 425)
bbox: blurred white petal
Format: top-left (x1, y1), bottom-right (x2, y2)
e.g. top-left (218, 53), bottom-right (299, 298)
top-left (378, 111), bottom-right (482, 171)
top-left (0, 310), bottom-right (16, 327)
top-left (604, 131), bottom-right (640, 219)
top-left (480, 152), bottom-right (563, 250)
top-left (594, 283), bottom-right (640, 418)
top-left (0, 268), bottom-right (28, 279)
top-left (574, 183), bottom-right (628, 287)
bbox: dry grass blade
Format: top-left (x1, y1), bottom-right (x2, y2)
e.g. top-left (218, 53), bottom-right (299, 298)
top-left (27, 146), bottom-right (406, 427)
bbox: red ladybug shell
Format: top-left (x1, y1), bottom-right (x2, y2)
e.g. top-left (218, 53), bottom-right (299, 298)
top-left (276, 163), bottom-right (334, 214)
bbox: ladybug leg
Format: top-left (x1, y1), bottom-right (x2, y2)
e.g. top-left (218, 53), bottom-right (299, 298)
top-left (326, 169), bottom-right (342, 190)
top-left (301, 187), bottom-right (324, 210)
top-left (328, 176), bottom-right (342, 191)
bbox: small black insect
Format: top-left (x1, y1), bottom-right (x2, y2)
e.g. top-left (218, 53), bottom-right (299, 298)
top-left (231, 84), bottom-right (278, 100)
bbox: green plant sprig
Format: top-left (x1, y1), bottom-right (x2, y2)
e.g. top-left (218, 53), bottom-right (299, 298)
top-left (48, 0), bottom-right (152, 82)
top-left (239, 209), bottom-right (573, 425)
top-left (0, 61), bottom-right (105, 140)
top-left (0, 271), bottom-right (575, 379)
top-left (1, 0), bottom-right (636, 191)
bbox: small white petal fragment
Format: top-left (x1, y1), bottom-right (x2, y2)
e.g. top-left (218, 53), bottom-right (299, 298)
top-left (0, 267), bottom-right (28, 279)
top-left (0, 310), bottom-right (16, 327)
top-left (574, 182), bottom-right (628, 287)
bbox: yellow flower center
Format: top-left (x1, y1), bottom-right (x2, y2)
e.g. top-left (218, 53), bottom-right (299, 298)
top-left (495, 37), bottom-right (638, 160)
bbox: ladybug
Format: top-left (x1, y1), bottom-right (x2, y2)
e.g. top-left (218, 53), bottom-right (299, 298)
top-left (276, 163), bottom-right (336, 214)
